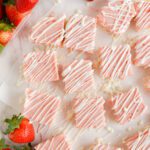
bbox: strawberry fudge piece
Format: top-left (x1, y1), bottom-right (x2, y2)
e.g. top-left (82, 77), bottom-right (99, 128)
top-left (30, 15), bottom-right (65, 47)
top-left (72, 97), bottom-right (106, 128)
top-left (64, 14), bottom-right (96, 53)
top-left (124, 128), bottom-right (150, 150)
top-left (98, 45), bottom-right (132, 79)
top-left (109, 88), bottom-right (146, 124)
top-left (97, 0), bottom-right (136, 36)
top-left (23, 51), bottom-right (59, 83)
top-left (23, 88), bottom-right (61, 127)
top-left (34, 134), bottom-right (70, 150)
top-left (62, 59), bottom-right (95, 94)
top-left (133, 35), bottom-right (150, 68)
top-left (134, 1), bottom-right (150, 31)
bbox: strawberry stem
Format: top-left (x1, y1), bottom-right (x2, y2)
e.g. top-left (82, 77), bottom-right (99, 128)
top-left (0, 138), bottom-right (10, 149)
top-left (0, 44), bottom-right (4, 53)
top-left (4, 114), bottom-right (24, 134)
top-left (13, 144), bottom-right (33, 150)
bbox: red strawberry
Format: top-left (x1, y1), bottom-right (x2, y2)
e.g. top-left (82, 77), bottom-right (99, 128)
top-left (15, 0), bottom-right (38, 13)
top-left (0, 23), bottom-right (13, 46)
top-left (4, 114), bottom-right (35, 144)
top-left (0, 30), bottom-right (12, 45)
top-left (0, 139), bottom-right (11, 150)
top-left (5, 4), bottom-right (27, 26)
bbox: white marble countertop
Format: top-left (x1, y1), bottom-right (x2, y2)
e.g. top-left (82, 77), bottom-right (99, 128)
top-left (0, 0), bottom-right (149, 149)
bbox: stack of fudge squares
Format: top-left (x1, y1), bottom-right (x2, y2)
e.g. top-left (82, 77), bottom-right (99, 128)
top-left (22, 0), bottom-right (150, 149)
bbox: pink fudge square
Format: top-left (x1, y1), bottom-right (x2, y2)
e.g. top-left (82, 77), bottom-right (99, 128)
top-left (133, 35), bottom-right (150, 68)
top-left (109, 88), bottom-right (146, 124)
top-left (134, 1), bottom-right (150, 31)
top-left (30, 15), bottom-right (65, 47)
top-left (34, 134), bottom-right (70, 150)
top-left (62, 59), bottom-right (95, 94)
top-left (72, 97), bottom-right (106, 128)
top-left (98, 45), bottom-right (132, 79)
top-left (124, 128), bottom-right (150, 150)
top-left (23, 51), bottom-right (59, 83)
top-left (23, 88), bottom-right (61, 127)
top-left (97, 0), bottom-right (136, 36)
top-left (64, 14), bottom-right (96, 53)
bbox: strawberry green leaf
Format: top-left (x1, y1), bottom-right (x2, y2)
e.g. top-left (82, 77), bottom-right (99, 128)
top-left (4, 114), bottom-right (24, 134)
top-left (0, 22), bottom-right (14, 31)
top-left (13, 145), bottom-right (32, 150)
top-left (0, 139), bottom-right (10, 149)
top-left (4, 0), bottom-right (15, 5)
top-left (0, 44), bottom-right (4, 53)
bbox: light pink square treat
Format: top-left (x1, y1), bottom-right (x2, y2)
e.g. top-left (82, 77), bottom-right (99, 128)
top-left (23, 51), bottom-right (59, 83)
top-left (34, 134), bottom-right (70, 150)
top-left (90, 142), bottom-right (122, 150)
top-left (98, 45), bottom-right (132, 79)
top-left (30, 15), bottom-right (65, 47)
top-left (72, 97), bottom-right (106, 128)
top-left (62, 59), bottom-right (95, 94)
top-left (124, 128), bottom-right (150, 150)
top-left (109, 88), bottom-right (146, 124)
top-left (133, 35), bottom-right (150, 68)
top-left (23, 88), bottom-right (61, 127)
top-left (97, 0), bottom-right (136, 36)
top-left (64, 14), bottom-right (96, 53)
top-left (134, 1), bottom-right (150, 31)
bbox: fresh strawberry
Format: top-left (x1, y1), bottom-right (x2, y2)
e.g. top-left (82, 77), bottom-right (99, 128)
top-left (0, 30), bottom-right (12, 45)
top-left (5, 1), bottom-right (27, 26)
top-left (0, 139), bottom-right (11, 150)
top-left (0, 22), bottom-right (13, 46)
top-left (15, 0), bottom-right (38, 13)
top-left (4, 114), bottom-right (35, 144)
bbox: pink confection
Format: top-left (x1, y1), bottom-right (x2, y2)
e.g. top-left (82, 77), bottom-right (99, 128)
top-left (72, 97), bottom-right (106, 128)
top-left (23, 51), bottom-right (59, 83)
top-left (23, 88), bottom-right (61, 127)
top-left (97, 0), bottom-right (136, 36)
top-left (63, 14), bottom-right (96, 53)
top-left (98, 45), bottom-right (132, 79)
top-left (133, 35), bottom-right (150, 68)
top-left (34, 134), bottom-right (70, 150)
top-left (134, 1), bottom-right (150, 31)
top-left (30, 15), bottom-right (65, 46)
top-left (124, 128), bottom-right (150, 150)
top-left (62, 59), bottom-right (95, 94)
top-left (109, 88), bottom-right (146, 124)
top-left (91, 142), bottom-right (121, 150)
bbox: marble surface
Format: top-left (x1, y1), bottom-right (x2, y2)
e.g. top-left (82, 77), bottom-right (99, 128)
top-left (0, 0), bottom-right (149, 149)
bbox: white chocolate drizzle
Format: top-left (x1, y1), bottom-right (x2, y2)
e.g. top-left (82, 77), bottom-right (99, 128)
top-left (62, 59), bottom-right (95, 94)
top-left (110, 88), bottom-right (146, 124)
top-left (23, 88), bottom-right (61, 127)
top-left (99, 45), bottom-right (132, 79)
top-left (64, 14), bottom-right (96, 52)
top-left (23, 51), bottom-right (59, 83)
top-left (72, 97), bottom-right (106, 128)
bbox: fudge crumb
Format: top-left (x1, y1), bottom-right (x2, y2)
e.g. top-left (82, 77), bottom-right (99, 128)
top-left (137, 120), bottom-right (144, 126)
top-left (55, 0), bottom-right (62, 4)
top-left (106, 126), bottom-right (114, 133)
